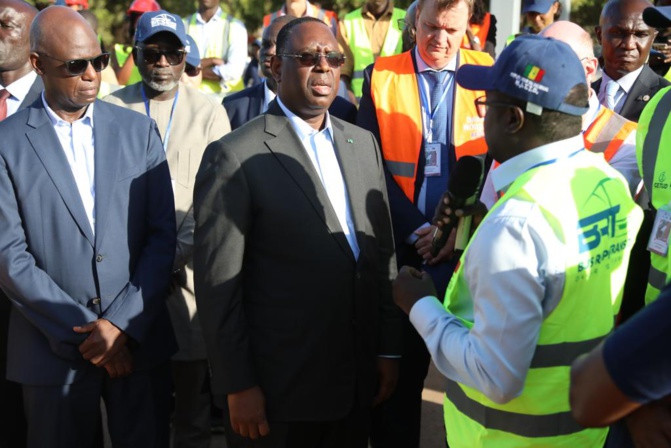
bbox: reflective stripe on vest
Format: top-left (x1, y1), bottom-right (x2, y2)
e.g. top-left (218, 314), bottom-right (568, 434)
top-left (637, 86), bottom-right (671, 304)
top-left (186, 12), bottom-right (240, 95)
top-left (442, 149), bottom-right (642, 447)
top-left (584, 107), bottom-right (637, 162)
top-left (343, 8), bottom-right (405, 99)
top-left (370, 50), bottom-right (492, 202)
top-left (461, 12), bottom-right (491, 49)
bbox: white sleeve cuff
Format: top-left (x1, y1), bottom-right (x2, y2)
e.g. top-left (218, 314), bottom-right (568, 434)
top-left (409, 295), bottom-right (447, 338)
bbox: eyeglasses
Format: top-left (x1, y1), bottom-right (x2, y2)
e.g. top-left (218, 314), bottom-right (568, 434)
top-left (135, 47), bottom-right (187, 66)
top-left (474, 96), bottom-right (520, 118)
top-left (39, 53), bottom-right (110, 76)
top-left (277, 51), bottom-right (346, 68)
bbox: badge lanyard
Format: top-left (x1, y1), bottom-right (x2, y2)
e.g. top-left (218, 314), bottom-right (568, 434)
top-left (418, 71), bottom-right (453, 143)
top-left (141, 85), bottom-right (179, 153)
top-left (527, 148), bottom-right (584, 172)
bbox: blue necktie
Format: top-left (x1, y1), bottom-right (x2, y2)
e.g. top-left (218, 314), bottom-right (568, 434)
top-left (424, 70), bottom-right (450, 220)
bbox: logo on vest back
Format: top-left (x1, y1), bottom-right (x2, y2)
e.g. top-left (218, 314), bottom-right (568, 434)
top-left (655, 171), bottom-right (668, 190)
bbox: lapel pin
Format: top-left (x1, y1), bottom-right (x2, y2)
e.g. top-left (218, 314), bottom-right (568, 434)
top-left (639, 95), bottom-right (651, 102)
top-left (347, 138), bottom-right (354, 144)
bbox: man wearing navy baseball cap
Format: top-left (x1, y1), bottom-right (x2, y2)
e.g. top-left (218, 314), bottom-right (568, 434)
top-left (104, 9), bottom-right (231, 448)
top-left (393, 35), bottom-right (643, 447)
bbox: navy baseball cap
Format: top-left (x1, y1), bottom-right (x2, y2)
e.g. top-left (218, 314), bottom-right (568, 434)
top-left (185, 35), bottom-right (200, 68)
top-left (643, 6), bottom-right (671, 28)
top-left (522, 0), bottom-right (556, 14)
top-left (134, 10), bottom-right (188, 47)
top-left (456, 35), bottom-right (588, 116)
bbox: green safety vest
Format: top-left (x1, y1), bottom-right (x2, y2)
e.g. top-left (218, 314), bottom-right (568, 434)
top-left (637, 86), bottom-right (671, 304)
top-left (114, 44), bottom-right (142, 86)
top-left (343, 8), bottom-right (405, 99)
top-left (443, 149), bottom-right (642, 447)
top-left (185, 12), bottom-right (245, 96)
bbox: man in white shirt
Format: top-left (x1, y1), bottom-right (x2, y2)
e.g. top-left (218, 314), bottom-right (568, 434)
top-left (394, 35), bottom-right (643, 447)
top-left (595, 0), bottom-right (670, 122)
top-left (194, 16), bottom-right (400, 448)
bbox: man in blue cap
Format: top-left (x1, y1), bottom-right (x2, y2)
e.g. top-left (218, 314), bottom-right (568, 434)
top-left (521, 0), bottom-right (561, 33)
top-left (393, 35), bottom-right (643, 447)
top-left (104, 10), bottom-right (230, 448)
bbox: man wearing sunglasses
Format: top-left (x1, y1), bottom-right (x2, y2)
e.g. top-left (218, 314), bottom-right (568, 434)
top-left (356, 0), bottom-right (492, 445)
top-left (0, 6), bottom-right (178, 447)
top-left (194, 16), bottom-right (400, 448)
top-left (104, 9), bottom-right (231, 448)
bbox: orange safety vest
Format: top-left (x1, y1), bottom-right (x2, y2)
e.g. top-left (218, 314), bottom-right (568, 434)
top-left (461, 12), bottom-right (491, 50)
top-left (584, 106), bottom-right (637, 162)
top-left (263, 4), bottom-right (338, 31)
top-left (370, 49), bottom-right (493, 202)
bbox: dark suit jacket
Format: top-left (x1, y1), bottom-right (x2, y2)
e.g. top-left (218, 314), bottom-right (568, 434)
top-left (223, 80), bottom-right (358, 130)
top-left (0, 99), bottom-right (177, 386)
top-left (592, 65), bottom-right (671, 122)
top-left (193, 101), bottom-right (400, 421)
top-left (18, 76), bottom-right (43, 110)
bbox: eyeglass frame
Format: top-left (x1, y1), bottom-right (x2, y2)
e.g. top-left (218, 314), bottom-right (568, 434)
top-left (474, 95), bottom-right (523, 118)
top-left (134, 46), bottom-right (187, 66)
top-left (276, 51), bottom-right (346, 68)
top-left (37, 52), bottom-right (110, 76)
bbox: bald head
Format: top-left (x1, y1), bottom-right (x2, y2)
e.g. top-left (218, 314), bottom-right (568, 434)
top-left (540, 21), bottom-right (594, 59)
top-left (260, 15), bottom-right (296, 88)
top-left (601, 0), bottom-right (654, 24)
top-left (30, 5), bottom-right (97, 54)
top-left (0, 0), bottom-right (38, 79)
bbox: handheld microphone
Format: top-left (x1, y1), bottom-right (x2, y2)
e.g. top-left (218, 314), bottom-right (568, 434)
top-left (430, 156), bottom-right (484, 257)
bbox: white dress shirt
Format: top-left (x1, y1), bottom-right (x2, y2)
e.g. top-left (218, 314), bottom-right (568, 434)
top-left (190, 7), bottom-right (248, 86)
top-left (262, 80), bottom-right (276, 113)
top-left (598, 66), bottom-right (644, 114)
top-left (42, 93), bottom-right (96, 234)
top-left (1, 71), bottom-right (37, 117)
top-left (409, 135), bottom-right (585, 404)
top-left (276, 97), bottom-right (360, 259)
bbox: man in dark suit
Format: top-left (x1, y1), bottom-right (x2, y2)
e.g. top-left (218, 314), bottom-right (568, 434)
top-left (0, 1), bottom-right (43, 446)
top-left (595, 0), bottom-right (671, 122)
top-left (194, 16), bottom-right (400, 447)
top-left (223, 15), bottom-right (357, 130)
top-left (0, 7), bottom-right (176, 447)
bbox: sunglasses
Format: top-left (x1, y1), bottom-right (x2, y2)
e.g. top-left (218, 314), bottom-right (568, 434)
top-left (277, 51), bottom-right (345, 68)
top-left (39, 53), bottom-right (110, 76)
top-left (136, 47), bottom-right (187, 66)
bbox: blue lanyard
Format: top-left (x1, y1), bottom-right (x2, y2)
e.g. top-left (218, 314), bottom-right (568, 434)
top-left (418, 71), bottom-right (453, 143)
top-left (141, 86), bottom-right (179, 153)
top-left (527, 148), bottom-right (584, 172)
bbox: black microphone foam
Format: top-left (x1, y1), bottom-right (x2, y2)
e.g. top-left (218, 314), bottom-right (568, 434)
top-left (430, 156), bottom-right (484, 257)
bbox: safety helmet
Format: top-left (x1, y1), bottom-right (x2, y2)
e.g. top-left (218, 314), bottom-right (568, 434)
top-left (127, 0), bottom-right (161, 15)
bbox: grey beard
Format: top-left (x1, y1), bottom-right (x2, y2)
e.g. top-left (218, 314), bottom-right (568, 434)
top-left (146, 79), bottom-right (179, 92)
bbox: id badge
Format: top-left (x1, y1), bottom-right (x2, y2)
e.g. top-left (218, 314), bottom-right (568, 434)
top-left (424, 143), bottom-right (441, 177)
top-left (648, 207), bottom-right (671, 256)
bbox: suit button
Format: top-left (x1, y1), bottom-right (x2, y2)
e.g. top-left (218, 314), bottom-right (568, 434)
top-left (92, 297), bottom-right (101, 305)
top-left (96, 254), bottom-right (103, 262)
top-left (355, 272), bottom-right (361, 279)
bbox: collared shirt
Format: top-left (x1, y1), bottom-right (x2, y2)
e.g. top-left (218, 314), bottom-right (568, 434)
top-left (409, 135), bottom-right (584, 403)
top-left (338, 0), bottom-right (397, 78)
top-left (276, 96), bottom-right (360, 259)
top-left (598, 65), bottom-right (644, 114)
top-left (41, 92), bottom-right (96, 234)
top-left (191, 6), bottom-right (247, 85)
top-left (262, 79), bottom-right (276, 114)
top-left (1, 71), bottom-right (37, 117)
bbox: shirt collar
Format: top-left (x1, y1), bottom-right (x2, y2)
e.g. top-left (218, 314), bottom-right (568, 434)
top-left (41, 91), bottom-right (95, 127)
top-left (1, 71), bottom-right (37, 103)
top-left (196, 6), bottom-right (223, 24)
top-left (583, 88), bottom-right (600, 130)
top-left (276, 95), bottom-right (333, 142)
top-left (492, 134), bottom-right (585, 193)
top-left (263, 79), bottom-right (276, 103)
top-left (362, 0), bottom-right (395, 19)
top-left (414, 47), bottom-right (457, 72)
top-left (601, 65), bottom-right (644, 95)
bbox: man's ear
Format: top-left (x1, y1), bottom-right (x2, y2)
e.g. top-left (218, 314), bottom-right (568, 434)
top-left (506, 105), bottom-right (525, 134)
top-left (270, 54), bottom-right (282, 85)
top-left (595, 26), bottom-right (602, 45)
top-left (30, 52), bottom-right (44, 75)
top-left (131, 47), bottom-right (139, 63)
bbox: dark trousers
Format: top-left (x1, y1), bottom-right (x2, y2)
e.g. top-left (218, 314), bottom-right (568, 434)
top-left (223, 398), bottom-right (370, 448)
top-left (0, 293), bottom-right (26, 448)
top-left (22, 361), bottom-right (172, 448)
